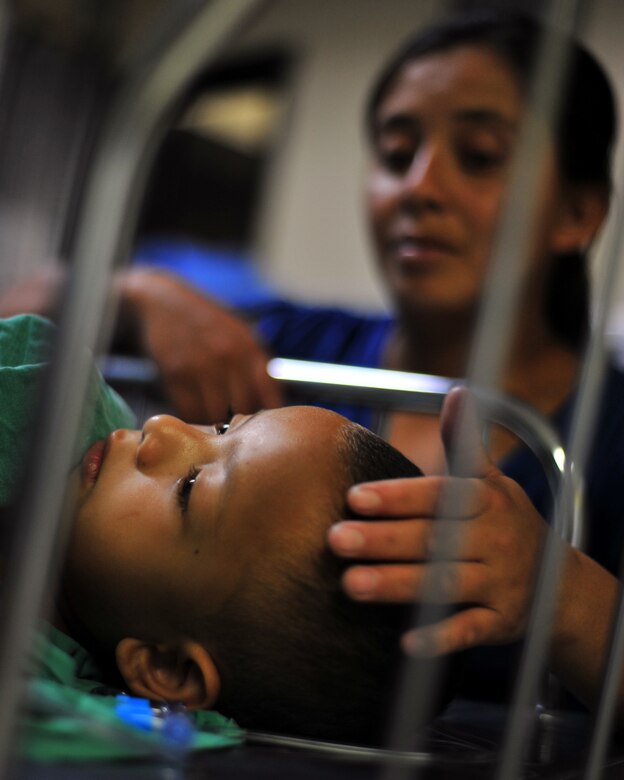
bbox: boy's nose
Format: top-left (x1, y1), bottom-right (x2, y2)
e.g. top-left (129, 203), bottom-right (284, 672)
top-left (137, 414), bottom-right (201, 470)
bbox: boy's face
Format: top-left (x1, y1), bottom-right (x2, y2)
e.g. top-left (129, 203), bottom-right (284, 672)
top-left (61, 406), bottom-right (349, 647)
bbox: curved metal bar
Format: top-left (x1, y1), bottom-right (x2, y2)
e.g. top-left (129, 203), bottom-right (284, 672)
top-left (105, 353), bottom-right (574, 514)
top-left (578, 153), bottom-right (624, 780)
top-left (0, 0), bottom-right (264, 773)
top-left (246, 730), bottom-right (495, 767)
top-left (265, 2), bottom-right (586, 775)
top-left (267, 357), bottom-right (578, 543)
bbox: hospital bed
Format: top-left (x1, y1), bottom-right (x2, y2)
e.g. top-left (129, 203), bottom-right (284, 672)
top-left (1, 0), bottom-right (624, 778)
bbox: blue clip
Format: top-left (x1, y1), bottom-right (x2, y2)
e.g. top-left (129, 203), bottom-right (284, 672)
top-left (115, 695), bottom-right (195, 749)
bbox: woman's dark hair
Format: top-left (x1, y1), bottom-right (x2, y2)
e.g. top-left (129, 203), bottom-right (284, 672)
top-left (366, 9), bottom-right (617, 349)
top-left (203, 423), bottom-right (458, 744)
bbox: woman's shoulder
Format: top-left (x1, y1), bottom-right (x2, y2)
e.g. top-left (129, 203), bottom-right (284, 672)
top-left (253, 300), bottom-right (394, 367)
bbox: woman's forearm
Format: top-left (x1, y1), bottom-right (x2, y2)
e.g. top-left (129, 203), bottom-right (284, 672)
top-left (550, 544), bottom-right (623, 721)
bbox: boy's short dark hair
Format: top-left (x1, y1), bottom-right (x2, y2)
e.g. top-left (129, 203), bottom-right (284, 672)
top-left (203, 422), bottom-right (456, 744)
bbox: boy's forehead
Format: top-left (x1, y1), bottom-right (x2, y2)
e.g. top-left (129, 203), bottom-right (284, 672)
top-left (243, 405), bottom-right (348, 449)
top-left (258, 407), bottom-right (347, 475)
top-left (222, 406), bottom-right (349, 529)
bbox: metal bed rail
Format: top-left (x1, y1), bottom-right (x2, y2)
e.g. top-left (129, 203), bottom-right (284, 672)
top-left (266, 357), bottom-right (580, 547)
top-left (0, 1), bottom-right (265, 776)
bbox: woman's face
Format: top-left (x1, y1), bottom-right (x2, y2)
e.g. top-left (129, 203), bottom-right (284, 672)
top-left (60, 407), bottom-right (349, 647)
top-left (366, 44), bottom-right (566, 320)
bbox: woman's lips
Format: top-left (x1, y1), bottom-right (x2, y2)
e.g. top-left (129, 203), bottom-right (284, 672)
top-left (392, 236), bottom-right (457, 263)
top-left (82, 437), bottom-right (108, 486)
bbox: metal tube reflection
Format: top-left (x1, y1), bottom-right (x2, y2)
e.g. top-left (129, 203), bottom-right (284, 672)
top-left (0, 0), bottom-right (262, 773)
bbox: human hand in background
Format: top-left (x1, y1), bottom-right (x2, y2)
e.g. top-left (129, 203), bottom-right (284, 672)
top-left (328, 386), bottom-right (550, 657)
top-left (119, 268), bottom-right (283, 422)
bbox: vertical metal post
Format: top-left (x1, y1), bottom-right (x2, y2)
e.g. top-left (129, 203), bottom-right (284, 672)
top-left (579, 162), bottom-right (624, 780)
top-left (380, 2), bottom-right (585, 777)
top-left (0, 1), bottom-right (263, 774)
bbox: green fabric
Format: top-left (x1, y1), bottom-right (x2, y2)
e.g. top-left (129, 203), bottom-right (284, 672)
top-left (0, 313), bottom-right (136, 506)
top-left (0, 315), bottom-right (244, 762)
top-left (21, 626), bottom-right (243, 762)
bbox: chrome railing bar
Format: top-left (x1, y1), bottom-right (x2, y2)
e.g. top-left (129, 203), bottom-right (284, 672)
top-left (103, 353), bottom-right (574, 518)
top-left (267, 357), bottom-right (572, 518)
top-left (584, 579), bottom-right (624, 780)
top-left (580, 169), bottom-right (624, 780)
top-left (0, 1), bottom-right (264, 774)
top-left (503, 63), bottom-right (624, 779)
top-left (360, 0), bottom-right (585, 774)
top-left (492, 0), bottom-right (584, 780)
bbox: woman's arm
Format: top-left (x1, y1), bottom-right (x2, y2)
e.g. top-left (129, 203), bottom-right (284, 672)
top-left (0, 263), bottom-right (282, 423)
top-left (115, 267), bottom-right (282, 422)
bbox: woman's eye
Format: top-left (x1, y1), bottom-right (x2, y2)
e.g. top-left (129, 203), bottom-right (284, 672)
top-left (460, 147), bottom-right (506, 174)
top-left (376, 141), bottom-right (414, 174)
top-left (177, 466), bottom-right (200, 514)
top-left (383, 150), bottom-right (413, 174)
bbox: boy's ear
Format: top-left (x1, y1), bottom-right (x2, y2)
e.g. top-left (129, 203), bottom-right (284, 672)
top-left (115, 638), bottom-right (220, 710)
top-left (549, 184), bottom-right (608, 255)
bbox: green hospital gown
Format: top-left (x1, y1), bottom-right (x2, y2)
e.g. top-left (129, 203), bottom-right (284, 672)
top-left (0, 314), bottom-right (136, 506)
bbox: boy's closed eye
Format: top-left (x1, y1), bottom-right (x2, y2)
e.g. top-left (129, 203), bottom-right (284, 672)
top-left (176, 419), bottom-right (232, 514)
top-left (177, 466), bottom-right (200, 515)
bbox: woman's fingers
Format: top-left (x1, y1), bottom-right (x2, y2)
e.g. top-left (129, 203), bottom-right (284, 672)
top-left (401, 607), bottom-right (500, 657)
top-left (341, 561), bottom-right (489, 605)
top-left (439, 387), bottom-right (493, 478)
top-left (328, 518), bottom-right (483, 560)
top-left (347, 476), bottom-right (486, 519)
top-left (329, 519), bottom-right (430, 559)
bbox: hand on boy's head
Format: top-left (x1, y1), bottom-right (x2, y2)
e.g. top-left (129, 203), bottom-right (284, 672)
top-left (328, 388), bottom-right (550, 656)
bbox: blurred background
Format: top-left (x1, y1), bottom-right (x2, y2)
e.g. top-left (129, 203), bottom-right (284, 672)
top-left (0, 0), bottom-right (623, 328)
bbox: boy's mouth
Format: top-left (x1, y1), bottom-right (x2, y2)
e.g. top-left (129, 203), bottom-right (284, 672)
top-left (82, 437), bottom-right (109, 486)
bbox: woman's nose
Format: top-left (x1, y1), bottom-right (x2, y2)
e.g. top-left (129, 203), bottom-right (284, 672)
top-left (136, 414), bottom-right (198, 470)
top-left (401, 146), bottom-right (446, 210)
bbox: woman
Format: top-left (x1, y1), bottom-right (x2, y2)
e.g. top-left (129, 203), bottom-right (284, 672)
top-left (321, 11), bottom-right (624, 712)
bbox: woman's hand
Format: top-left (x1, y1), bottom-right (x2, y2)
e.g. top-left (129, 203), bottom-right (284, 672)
top-left (119, 268), bottom-right (283, 422)
top-left (0, 264), bottom-right (283, 424)
top-left (328, 387), bottom-right (549, 657)
top-left (329, 387), bottom-right (624, 717)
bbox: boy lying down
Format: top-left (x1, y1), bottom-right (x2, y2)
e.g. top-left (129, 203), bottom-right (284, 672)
top-left (1, 315), bottom-right (455, 747)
